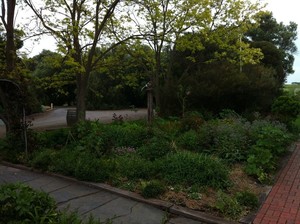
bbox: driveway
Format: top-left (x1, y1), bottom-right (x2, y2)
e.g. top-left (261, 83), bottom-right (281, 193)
top-left (0, 108), bottom-right (147, 137)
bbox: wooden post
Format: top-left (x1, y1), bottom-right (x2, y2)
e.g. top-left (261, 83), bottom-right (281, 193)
top-left (147, 86), bottom-right (153, 124)
top-left (146, 82), bottom-right (153, 124)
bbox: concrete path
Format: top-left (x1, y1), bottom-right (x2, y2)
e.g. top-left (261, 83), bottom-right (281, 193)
top-left (0, 164), bottom-right (215, 224)
top-left (253, 143), bottom-right (300, 224)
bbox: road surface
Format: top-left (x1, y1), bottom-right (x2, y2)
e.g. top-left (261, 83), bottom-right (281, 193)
top-left (0, 108), bottom-right (147, 137)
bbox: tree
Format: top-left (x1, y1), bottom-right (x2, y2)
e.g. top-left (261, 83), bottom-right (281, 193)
top-left (87, 43), bottom-right (150, 109)
top-left (126, 0), bottom-right (264, 110)
top-left (246, 11), bottom-right (298, 85)
top-left (0, 0), bottom-right (20, 133)
top-left (0, 0), bottom-right (16, 72)
top-left (24, 0), bottom-right (136, 121)
top-left (25, 50), bottom-right (76, 106)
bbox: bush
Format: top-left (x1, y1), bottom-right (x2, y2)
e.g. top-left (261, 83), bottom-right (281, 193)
top-left (51, 148), bottom-right (115, 182)
top-left (137, 137), bottom-right (172, 161)
top-left (161, 151), bottom-right (230, 189)
top-left (36, 129), bottom-right (70, 149)
top-left (215, 191), bottom-right (242, 220)
top-left (0, 183), bottom-right (107, 224)
top-left (0, 183), bottom-right (56, 224)
top-left (115, 154), bottom-right (156, 180)
top-left (141, 180), bottom-right (166, 198)
top-left (180, 111), bottom-right (204, 132)
top-left (30, 148), bottom-right (56, 171)
top-left (210, 118), bottom-right (250, 163)
top-left (272, 94), bottom-right (300, 125)
top-left (235, 190), bottom-right (258, 210)
top-left (177, 130), bottom-right (202, 151)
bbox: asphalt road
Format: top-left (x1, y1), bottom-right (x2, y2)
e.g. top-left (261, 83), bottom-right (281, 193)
top-left (0, 108), bottom-right (147, 137)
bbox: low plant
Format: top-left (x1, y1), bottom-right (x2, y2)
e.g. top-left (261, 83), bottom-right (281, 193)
top-left (0, 183), bottom-right (57, 224)
top-left (115, 154), bottom-right (156, 180)
top-left (235, 190), bottom-right (259, 210)
top-left (0, 183), bottom-right (109, 224)
top-left (138, 137), bottom-right (172, 161)
top-left (141, 180), bottom-right (166, 198)
top-left (215, 190), bottom-right (242, 220)
top-left (161, 151), bottom-right (230, 189)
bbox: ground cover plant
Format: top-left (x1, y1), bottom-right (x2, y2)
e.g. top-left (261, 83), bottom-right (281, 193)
top-left (0, 111), bottom-right (296, 221)
top-left (0, 183), bottom-right (110, 224)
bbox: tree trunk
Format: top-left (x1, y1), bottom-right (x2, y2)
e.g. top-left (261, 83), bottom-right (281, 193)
top-left (76, 73), bottom-right (89, 121)
top-left (6, 0), bottom-right (16, 73)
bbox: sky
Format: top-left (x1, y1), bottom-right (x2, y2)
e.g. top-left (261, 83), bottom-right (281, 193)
top-left (21, 0), bottom-right (300, 83)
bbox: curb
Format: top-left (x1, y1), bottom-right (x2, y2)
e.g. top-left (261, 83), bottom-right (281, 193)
top-left (1, 161), bottom-right (238, 224)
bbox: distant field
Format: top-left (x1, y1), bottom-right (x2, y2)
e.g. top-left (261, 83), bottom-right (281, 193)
top-left (284, 84), bottom-right (300, 95)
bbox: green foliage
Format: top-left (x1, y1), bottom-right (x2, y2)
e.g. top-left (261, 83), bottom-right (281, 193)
top-left (177, 130), bottom-right (201, 151)
top-left (246, 119), bottom-right (292, 182)
top-left (0, 183), bottom-right (56, 224)
top-left (137, 137), bottom-right (172, 161)
top-left (215, 191), bottom-right (242, 220)
top-left (161, 151), bottom-right (230, 189)
top-left (179, 111), bottom-right (204, 131)
top-left (51, 148), bottom-right (115, 182)
top-left (36, 128), bottom-right (70, 149)
top-left (272, 94), bottom-right (300, 125)
top-left (235, 190), bottom-right (259, 210)
top-left (30, 148), bottom-right (56, 171)
top-left (209, 118), bottom-right (250, 163)
top-left (0, 183), bottom-right (108, 224)
top-left (115, 154), bottom-right (155, 180)
top-left (141, 180), bottom-right (166, 199)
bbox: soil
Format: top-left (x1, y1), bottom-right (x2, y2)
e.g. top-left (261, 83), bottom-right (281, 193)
top-left (158, 164), bottom-right (270, 220)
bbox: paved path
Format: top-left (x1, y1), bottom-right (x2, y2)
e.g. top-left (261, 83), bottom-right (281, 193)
top-left (0, 164), bottom-right (216, 224)
top-left (0, 108), bottom-right (147, 137)
top-left (253, 143), bottom-right (300, 224)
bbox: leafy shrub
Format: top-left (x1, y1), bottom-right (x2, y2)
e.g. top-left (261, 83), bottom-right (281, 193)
top-left (52, 148), bottom-right (115, 182)
top-left (137, 137), bottom-right (172, 161)
top-left (177, 130), bottom-right (202, 151)
top-left (36, 128), bottom-right (69, 149)
top-left (250, 123), bottom-right (291, 156)
top-left (245, 147), bottom-right (274, 183)
top-left (215, 191), bottom-right (242, 220)
top-left (115, 154), bottom-right (156, 180)
top-left (245, 119), bottom-right (293, 182)
top-left (219, 109), bottom-right (241, 119)
top-left (272, 94), bottom-right (300, 125)
top-left (161, 151), bottom-right (230, 189)
top-left (109, 122), bottom-right (151, 148)
top-left (235, 190), bottom-right (258, 210)
top-left (0, 183), bottom-right (108, 224)
top-left (30, 148), bottom-right (56, 171)
top-left (180, 111), bottom-right (204, 132)
top-left (212, 119), bottom-right (250, 163)
top-left (141, 180), bottom-right (166, 198)
top-left (0, 183), bottom-right (56, 224)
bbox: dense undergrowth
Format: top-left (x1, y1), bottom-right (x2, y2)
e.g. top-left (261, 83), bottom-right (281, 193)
top-left (0, 111), bottom-right (297, 220)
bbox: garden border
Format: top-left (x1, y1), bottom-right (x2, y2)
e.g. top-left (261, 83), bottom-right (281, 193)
top-left (1, 161), bottom-right (238, 224)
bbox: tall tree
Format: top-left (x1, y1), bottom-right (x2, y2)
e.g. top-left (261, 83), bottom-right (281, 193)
top-left (126, 0), bottom-right (264, 110)
top-left (246, 11), bottom-right (298, 84)
top-left (0, 0), bottom-right (16, 72)
top-left (24, 0), bottom-right (135, 121)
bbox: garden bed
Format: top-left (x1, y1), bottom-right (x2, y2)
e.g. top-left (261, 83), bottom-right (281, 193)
top-left (0, 111), bottom-right (296, 221)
